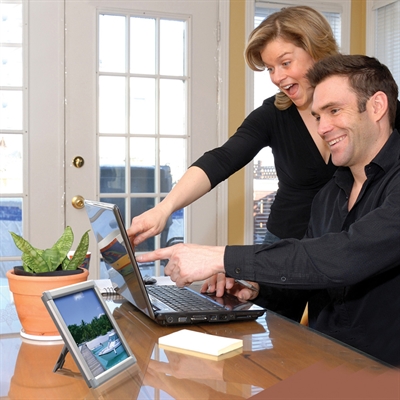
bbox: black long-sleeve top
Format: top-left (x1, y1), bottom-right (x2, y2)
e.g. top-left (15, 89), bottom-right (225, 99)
top-left (192, 96), bottom-right (337, 239)
top-left (192, 98), bottom-right (400, 240)
top-left (224, 130), bottom-right (400, 366)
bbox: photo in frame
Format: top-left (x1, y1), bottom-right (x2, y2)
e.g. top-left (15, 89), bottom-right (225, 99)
top-left (42, 280), bottom-right (136, 388)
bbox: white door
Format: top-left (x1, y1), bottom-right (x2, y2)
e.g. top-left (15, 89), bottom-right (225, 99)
top-left (63, 1), bottom-right (223, 277)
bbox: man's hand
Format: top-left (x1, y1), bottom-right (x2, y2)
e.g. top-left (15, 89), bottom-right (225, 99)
top-left (228, 280), bottom-right (260, 301)
top-left (201, 274), bottom-right (260, 301)
top-left (201, 273), bottom-right (232, 297)
top-left (136, 243), bottom-right (226, 286)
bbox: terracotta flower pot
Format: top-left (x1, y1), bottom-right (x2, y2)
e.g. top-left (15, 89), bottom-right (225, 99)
top-left (6, 268), bottom-right (89, 337)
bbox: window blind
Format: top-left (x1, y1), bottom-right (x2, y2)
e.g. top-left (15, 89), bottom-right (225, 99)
top-left (255, 6), bottom-right (341, 47)
top-left (375, 0), bottom-right (400, 95)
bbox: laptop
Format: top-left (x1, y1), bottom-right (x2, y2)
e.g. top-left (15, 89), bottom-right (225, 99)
top-left (84, 200), bottom-right (266, 326)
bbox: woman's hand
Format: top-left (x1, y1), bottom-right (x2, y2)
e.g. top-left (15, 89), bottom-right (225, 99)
top-left (127, 204), bottom-right (170, 247)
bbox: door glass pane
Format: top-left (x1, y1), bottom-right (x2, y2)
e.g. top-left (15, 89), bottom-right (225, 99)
top-left (99, 197), bottom-right (126, 220)
top-left (99, 76), bottom-right (126, 134)
top-left (160, 138), bottom-right (185, 242)
top-left (160, 19), bottom-right (185, 76)
top-left (0, 90), bottom-right (23, 130)
top-left (0, 46), bottom-right (23, 86)
top-left (130, 17), bottom-right (155, 74)
top-left (130, 137), bottom-right (156, 193)
top-left (0, 197), bottom-right (22, 257)
top-left (0, 134), bottom-right (23, 193)
top-left (0, 3), bottom-right (23, 43)
top-left (130, 77), bottom-right (155, 134)
top-left (160, 137), bottom-right (185, 190)
top-left (99, 14), bottom-right (126, 73)
top-left (99, 136), bottom-right (126, 193)
top-left (130, 197), bottom-right (156, 252)
top-left (159, 79), bottom-right (185, 135)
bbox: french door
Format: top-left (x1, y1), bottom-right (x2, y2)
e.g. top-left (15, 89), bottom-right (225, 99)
top-left (31, 0), bottom-right (224, 277)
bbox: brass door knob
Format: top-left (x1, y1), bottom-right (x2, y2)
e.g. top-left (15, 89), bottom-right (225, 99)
top-left (73, 156), bottom-right (85, 168)
top-left (71, 195), bottom-right (85, 209)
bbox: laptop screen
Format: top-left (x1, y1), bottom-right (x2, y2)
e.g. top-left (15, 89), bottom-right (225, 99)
top-left (84, 201), bottom-right (155, 319)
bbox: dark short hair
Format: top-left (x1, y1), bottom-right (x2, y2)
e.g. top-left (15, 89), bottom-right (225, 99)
top-left (306, 54), bottom-right (399, 128)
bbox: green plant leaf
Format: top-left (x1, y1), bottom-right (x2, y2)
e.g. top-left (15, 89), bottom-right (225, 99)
top-left (41, 248), bottom-right (64, 272)
top-left (63, 230), bottom-right (90, 270)
top-left (53, 226), bottom-right (74, 260)
top-left (61, 257), bottom-right (70, 270)
top-left (21, 252), bottom-right (52, 273)
top-left (10, 232), bottom-right (51, 273)
top-left (10, 227), bottom-right (89, 273)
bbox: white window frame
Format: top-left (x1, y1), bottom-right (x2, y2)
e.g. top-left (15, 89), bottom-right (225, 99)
top-left (244, 0), bottom-right (351, 244)
top-left (0, 0), bottom-right (29, 268)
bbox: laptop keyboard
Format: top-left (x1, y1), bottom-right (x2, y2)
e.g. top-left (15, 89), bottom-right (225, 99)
top-left (146, 285), bottom-right (224, 312)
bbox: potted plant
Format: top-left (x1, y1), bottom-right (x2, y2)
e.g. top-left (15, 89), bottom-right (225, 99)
top-left (6, 226), bottom-right (90, 338)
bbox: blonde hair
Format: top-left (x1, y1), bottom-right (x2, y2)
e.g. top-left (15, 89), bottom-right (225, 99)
top-left (245, 6), bottom-right (339, 110)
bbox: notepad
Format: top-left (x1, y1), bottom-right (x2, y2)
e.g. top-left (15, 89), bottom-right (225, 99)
top-left (158, 329), bottom-right (243, 360)
top-left (94, 279), bottom-right (125, 300)
top-left (95, 278), bottom-right (117, 294)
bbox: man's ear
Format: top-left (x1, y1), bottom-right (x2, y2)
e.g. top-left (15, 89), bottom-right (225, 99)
top-left (370, 91), bottom-right (388, 122)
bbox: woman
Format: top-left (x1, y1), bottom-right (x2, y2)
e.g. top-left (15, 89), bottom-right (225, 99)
top-left (129, 6), bottom-right (337, 240)
top-left (127, 7), bottom-right (400, 320)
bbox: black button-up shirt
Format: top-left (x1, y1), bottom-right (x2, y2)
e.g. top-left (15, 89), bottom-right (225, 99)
top-left (225, 130), bottom-right (400, 366)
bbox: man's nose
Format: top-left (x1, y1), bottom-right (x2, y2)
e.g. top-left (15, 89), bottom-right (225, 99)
top-left (317, 116), bottom-right (332, 137)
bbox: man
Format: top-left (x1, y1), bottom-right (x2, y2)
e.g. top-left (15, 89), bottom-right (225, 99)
top-left (137, 55), bottom-right (400, 366)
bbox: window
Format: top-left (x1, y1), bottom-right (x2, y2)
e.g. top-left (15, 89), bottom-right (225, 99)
top-left (367, 0), bottom-right (400, 94)
top-left (98, 13), bottom-right (187, 275)
top-left (247, 1), bottom-right (350, 244)
top-left (0, 1), bottom-right (25, 296)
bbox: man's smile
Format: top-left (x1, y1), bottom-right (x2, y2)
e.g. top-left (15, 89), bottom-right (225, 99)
top-left (328, 135), bottom-right (346, 147)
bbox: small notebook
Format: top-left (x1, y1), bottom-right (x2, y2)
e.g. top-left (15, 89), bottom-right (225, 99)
top-left (95, 279), bottom-right (118, 294)
top-left (95, 279), bottom-right (124, 300)
top-left (158, 329), bottom-right (243, 360)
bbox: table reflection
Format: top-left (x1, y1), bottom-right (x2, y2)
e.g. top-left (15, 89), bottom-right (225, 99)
top-left (8, 338), bottom-right (88, 400)
top-left (113, 300), bottom-right (271, 399)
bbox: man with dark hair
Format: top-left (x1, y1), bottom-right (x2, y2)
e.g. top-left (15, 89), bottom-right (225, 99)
top-left (138, 55), bottom-right (400, 366)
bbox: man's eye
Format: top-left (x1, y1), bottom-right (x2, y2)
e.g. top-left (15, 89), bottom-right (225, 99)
top-left (331, 108), bottom-right (340, 114)
top-left (283, 61), bottom-right (291, 67)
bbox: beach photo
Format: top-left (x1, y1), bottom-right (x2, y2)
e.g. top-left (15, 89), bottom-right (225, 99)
top-left (53, 288), bottom-right (129, 375)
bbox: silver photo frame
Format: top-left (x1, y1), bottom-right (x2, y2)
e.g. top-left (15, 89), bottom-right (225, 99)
top-left (42, 280), bottom-right (136, 388)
